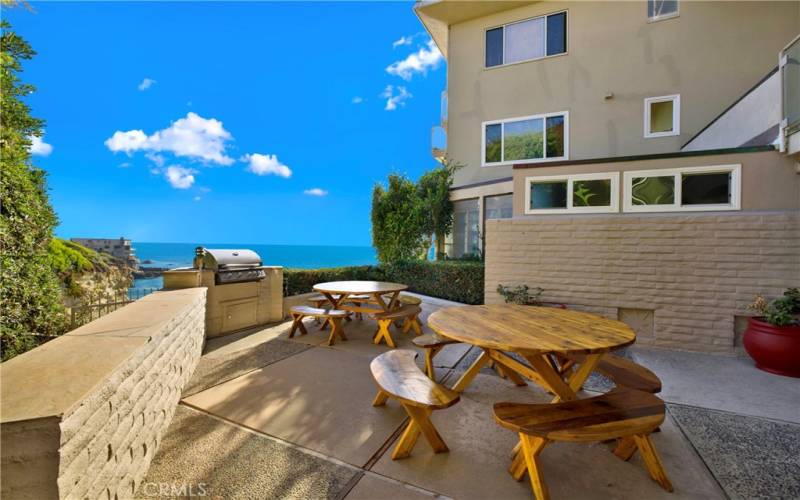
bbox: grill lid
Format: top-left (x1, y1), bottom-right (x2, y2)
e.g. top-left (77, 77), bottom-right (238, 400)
top-left (195, 247), bottom-right (262, 270)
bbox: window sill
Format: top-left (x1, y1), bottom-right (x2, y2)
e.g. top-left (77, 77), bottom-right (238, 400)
top-left (647, 12), bottom-right (679, 23)
top-left (524, 207), bottom-right (618, 215)
top-left (644, 130), bottom-right (680, 139)
top-left (483, 156), bottom-right (568, 168)
top-left (484, 51), bottom-right (568, 72)
top-left (623, 204), bottom-right (739, 213)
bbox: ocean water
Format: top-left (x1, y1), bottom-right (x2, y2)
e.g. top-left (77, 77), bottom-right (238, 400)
top-left (131, 242), bottom-right (377, 292)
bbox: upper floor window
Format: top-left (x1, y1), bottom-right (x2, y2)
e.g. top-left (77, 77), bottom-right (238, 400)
top-left (483, 111), bottom-right (568, 166)
top-left (648, 0), bottom-right (678, 22)
top-left (485, 11), bottom-right (567, 68)
top-left (644, 95), bottom-right (680, 138)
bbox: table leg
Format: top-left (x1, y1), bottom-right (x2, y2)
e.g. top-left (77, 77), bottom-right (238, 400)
top-left (450, 350), bottom-right (490, 393)
top-left (523, 354), bottom-right (578, 402)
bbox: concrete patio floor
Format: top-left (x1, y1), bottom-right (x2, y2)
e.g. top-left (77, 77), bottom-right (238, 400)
top-left (138, 294), bottom-right (800, 499)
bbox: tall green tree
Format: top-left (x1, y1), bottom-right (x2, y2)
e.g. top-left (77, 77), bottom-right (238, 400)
top-left (417, 158), bottom-right (462, 260)
top-left (371, 174), bottom-right (429, 264)
top-left (1, 20), bottom-right (66, 360)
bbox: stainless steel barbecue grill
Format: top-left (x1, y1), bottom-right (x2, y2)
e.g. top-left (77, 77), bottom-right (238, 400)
top-left (194, 247), bottom-right (267, 285)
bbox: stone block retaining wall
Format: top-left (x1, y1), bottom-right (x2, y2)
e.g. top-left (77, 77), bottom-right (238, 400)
top-left (484, 213), bottom-right (800, 353)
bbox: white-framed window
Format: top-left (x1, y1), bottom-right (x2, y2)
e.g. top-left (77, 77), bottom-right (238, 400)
top-left (524, 172), bottom-right (619, 215)
top-left (648, 0), bottom-right (679, 22)
top-left (644, 95), bottom-right (680, 138)
top-left (483, 111), bottom-right (569, 167)
top-left (485, 10), bottom-right (567, 68)
top-left (623, 164), bottom-right (741, 213)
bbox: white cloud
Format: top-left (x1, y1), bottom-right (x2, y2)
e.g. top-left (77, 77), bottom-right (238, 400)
top-left (138, 78), bottom-right (156, 91)
top-left (145, 152), bottom-right (165, 167)
top-left (193, 196), bottom-right (202, 202)
top-left (118, 162), bottom-right (131, 168)
top-left (392, 35), bottom-right (413, 49)
top-left (303, 188), bottom-right (328, 197)
top-left (104, 112), bottom-right (234, 165)
top-left (381, 85), bottom-right (412, 111)
top-left (386, 39), bottom-right (443, 80)
top-left (28, 134), bottom-right (53, 156)
top-left (242, 153), bottom-right (292, 178)
top-left (351, 96), bottom-right (364, 104)
top-left (165, 166), bottom-right (196, 189)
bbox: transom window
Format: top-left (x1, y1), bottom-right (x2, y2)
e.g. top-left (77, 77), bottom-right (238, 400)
top-left (485, 11), bottom-right (567, 68)
top-left (524, 173), bottom-right (619, 215)
top-left (648, 0), bottom-right (679, 21)
top-left (644, 95), bottom-right (680, 138)
top-left (623, 165), bottom-right (741, 212)
top-left (483, 111), bottom-right (568, 166)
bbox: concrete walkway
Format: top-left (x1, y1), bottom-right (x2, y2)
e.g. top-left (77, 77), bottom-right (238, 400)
top-left (138, 295), bottom-right (800, 499)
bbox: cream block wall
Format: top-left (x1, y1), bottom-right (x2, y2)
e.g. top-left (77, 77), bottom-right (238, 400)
top-left (484, 214), bottom-right (800, 353)
top-left (1, 288), bottom-right (206, 499)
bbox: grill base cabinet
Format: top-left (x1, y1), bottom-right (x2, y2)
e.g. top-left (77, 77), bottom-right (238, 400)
top-left (163, 266), bottom-right (283, 338)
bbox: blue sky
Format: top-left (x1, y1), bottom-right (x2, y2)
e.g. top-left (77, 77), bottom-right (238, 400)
top-left (9, 1), bottom-right (445, 246)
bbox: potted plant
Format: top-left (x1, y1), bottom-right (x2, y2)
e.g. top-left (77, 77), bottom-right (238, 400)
top-left (496, 284), bottom-right (566, 309)
top-left (745, 288), bottom-right (800, 377)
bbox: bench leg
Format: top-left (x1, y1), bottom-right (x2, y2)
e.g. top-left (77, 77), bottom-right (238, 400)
top-left (613, 436), bottom-right (638, 461)
top-left (392, 418), bottom-right (421, 460)
top-left (509, 447), bottom-right (527, 481)
top-left (633, 434), bottom-right (673, 492)
top-left (319, 318), bottom-right (329, 331)
top-left (405, 404), bottom-right (448, 453)
top-left (520, 435), bottom-right (550, 500)
top-left (373, 319), bottom-right (396, 348)
top-left (327, 317), bottom-right (346, 346)
top-left (423, 346), bottom-right (442, 380)
top-left (402, 314), bottom-right (422, 335)
top-left (372, 390), bottom-right (389, 407)
top-left (289, 314), bottom-right (308, 338)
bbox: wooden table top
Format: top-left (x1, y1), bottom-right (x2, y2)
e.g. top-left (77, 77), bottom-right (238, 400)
top-left (428, 304), bottom-right (636, 355)
top-left (313, 281), bottom-right (408, 295)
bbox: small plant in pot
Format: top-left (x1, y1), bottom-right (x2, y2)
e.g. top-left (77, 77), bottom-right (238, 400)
top-left (744, 288), bottom-right (800, 378)
top-left (496, 285), bottom-right (566, 309)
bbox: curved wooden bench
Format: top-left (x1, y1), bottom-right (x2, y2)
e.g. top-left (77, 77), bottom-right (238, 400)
top-left (289, 305), bottom-right (348, 346)
top-left (370, 350), bottom-right (460, 459)
top-left (399, 294), bottom-right (422, 306)
top-left (565, 353), bottom-right (662, 394)
top-left (412, 332), bottom-right (458, 380)
top-left (372, 305), bottom-right (422, 348)
top-left (494, 388), bottom-right (672, 499)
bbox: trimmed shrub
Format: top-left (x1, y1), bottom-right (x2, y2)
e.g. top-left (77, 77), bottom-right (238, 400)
top-left (284, 260), bottom-right (485, 305)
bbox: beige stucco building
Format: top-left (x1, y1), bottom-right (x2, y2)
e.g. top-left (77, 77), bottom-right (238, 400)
top-left (416, 0), bottom-right (800, 352)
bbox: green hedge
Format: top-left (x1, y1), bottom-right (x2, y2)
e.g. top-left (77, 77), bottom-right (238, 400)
top-left (284, 260), bottom-right (485, 305)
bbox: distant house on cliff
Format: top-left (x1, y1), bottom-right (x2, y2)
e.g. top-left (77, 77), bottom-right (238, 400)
top-left (70, 237), bottom-right (139, 269)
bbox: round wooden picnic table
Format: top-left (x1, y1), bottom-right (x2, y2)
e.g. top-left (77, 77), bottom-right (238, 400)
top-left (313, 281), bottom-right (410, 348)
top-left (427, 304), bottom-right (636, 401)
top-left (313, 281), bottom-right (408, 311)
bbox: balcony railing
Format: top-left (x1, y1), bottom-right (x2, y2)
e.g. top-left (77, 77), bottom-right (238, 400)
top-left (780, 34), bottom-right (800, 154)
top-left (440, 90), bottom-right (448, 129)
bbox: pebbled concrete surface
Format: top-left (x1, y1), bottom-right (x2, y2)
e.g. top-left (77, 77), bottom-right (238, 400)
top-left (136, 405), bottom-right (357, 499)
top-left (183, 347), bottom-right (408, 467)
top-left (669, 403), bottom-right (800, 500)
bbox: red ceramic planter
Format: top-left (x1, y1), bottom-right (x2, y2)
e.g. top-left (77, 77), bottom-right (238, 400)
top-left (743, 317), bottom-right (800, 378)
